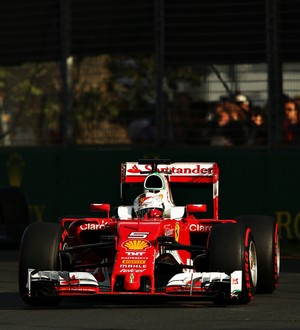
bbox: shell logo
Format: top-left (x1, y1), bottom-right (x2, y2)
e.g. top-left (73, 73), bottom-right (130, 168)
top-left (122, 240), bottom-right (150, 251)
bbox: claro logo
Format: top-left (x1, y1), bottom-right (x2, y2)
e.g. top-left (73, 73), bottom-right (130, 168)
top-left (80, 222), bottom-right (108, 230)
top-left (189, 224), bottom-right (212, 232)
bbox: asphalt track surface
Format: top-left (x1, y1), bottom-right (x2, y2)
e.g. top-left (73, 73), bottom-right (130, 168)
top-left (0, 250), bottom-right (299, 330)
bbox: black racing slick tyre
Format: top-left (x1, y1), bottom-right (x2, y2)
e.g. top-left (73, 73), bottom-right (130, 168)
top-left (209, 223), bottom-right (257, 304)
top-left (18, 223), bottom-right (63, 306)
top-left (0, 186), bottom-right (29, 247)
top-left (235, 215), bottom-right (280, 293)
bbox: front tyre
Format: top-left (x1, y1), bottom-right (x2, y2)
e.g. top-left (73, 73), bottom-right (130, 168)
top-left (209, 223), bottom-right (257, 304)
top-left (235, 215), bottom-right (280, 293)
top-left (18, 223), bottom-right (63, 306)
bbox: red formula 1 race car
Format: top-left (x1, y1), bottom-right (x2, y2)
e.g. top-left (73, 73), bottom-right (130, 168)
top-left (18, 159), bottom-right (280, 306)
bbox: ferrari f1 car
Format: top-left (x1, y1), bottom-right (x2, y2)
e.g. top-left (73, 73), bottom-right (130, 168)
top-left (18, 159), bottom-right (280, 306)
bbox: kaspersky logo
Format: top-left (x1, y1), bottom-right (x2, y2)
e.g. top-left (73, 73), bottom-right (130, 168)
top-left (122, 240), bottom-right (151, 251)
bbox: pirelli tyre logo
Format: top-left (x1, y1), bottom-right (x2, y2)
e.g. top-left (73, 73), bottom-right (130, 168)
top-left (122, 240), bottom-right (151, 251)
top-left (122, 260), bottom-right (146, 264)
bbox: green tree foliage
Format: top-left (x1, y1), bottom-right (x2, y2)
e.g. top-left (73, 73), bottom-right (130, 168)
top-left (0, 55), bottom-right (206, 146)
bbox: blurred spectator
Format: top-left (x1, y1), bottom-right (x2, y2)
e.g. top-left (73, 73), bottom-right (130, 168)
top-left (234, 91), bottom-right (252, 121)
top-left (294, 95), bottom-right (300, 110)
top-left (210, 105), bottom-right (233, 146)
top-left (283, 99), bottom-right (300, 145)
top-left (209, 101), bottom-right (247, 146)
top-left (248, 106), bottom-right (268, 145)
top-left (128, 110), bottom-right (155, 143)
top-left (229, 100), bottom-right (248, 122)
top-left (171, 92), bottom-right (194, 142)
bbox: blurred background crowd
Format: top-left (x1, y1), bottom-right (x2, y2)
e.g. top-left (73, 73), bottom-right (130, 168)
top-left (1, 1), bottom-right (300, 149)
top-left (1, 58), bottom-right (300, 148)
top-left (167, 91), bottom-right (300, 147)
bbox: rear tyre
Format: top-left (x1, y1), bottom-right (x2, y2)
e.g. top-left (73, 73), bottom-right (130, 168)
top-left (19, 223), bottom-right (63, 306)
top-left (209, 223), bottom-right (257, 304)
top-left (0, 186), bottom-right (29, 247)
top-left (235, 215), bottom-right (280, 293)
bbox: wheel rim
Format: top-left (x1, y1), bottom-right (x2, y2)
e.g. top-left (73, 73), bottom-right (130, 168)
top-left (249, 240), bottom-right (258, 287)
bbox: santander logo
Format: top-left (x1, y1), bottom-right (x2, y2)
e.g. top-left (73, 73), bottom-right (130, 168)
top-left (127, 163), bottom-right (213, 176)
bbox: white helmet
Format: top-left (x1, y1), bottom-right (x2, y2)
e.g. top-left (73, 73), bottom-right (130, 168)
top-left (133, 192), bottom-right (164, 218)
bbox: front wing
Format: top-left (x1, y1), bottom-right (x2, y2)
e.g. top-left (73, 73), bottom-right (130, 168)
top-left (26, 269), bottom-right (243, 301)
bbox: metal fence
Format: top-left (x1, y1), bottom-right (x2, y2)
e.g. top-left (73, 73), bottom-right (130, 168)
top-left (1, 1), bottom-right (300, 148)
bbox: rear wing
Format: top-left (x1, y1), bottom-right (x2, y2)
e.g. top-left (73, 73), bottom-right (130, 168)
top-left (121, 161), bottom-right (218, 184)
top-left (120, 161), bottom-right (219, 219)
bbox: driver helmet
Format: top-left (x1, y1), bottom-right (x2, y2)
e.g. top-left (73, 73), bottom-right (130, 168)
top-left (133, 192), bottom-right (164, 219)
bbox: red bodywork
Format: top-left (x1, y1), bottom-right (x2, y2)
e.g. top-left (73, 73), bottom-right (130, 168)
top-left (50, 161), bottom-right (235, 296)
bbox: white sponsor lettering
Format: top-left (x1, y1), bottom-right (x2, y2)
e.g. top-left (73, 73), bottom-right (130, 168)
top-left (120, 264), bottom-right (147, 269)
top-left (122, 255), bottom-right (148, 260)
top-left (144, 164), bottom-right (213, 176)
top-left (164, 229), bottom-right (174, 236)
top-left (80, 222), bottom-right (108, 230)
top-left (120, 269), bottom-right (145, 273)
top-left (128, 232), bottom-right (149, 239)
top-left (189, 224), bottom-right (212, 232)
top-left (125, 251), bottom-right (146, 256)
top-left (126, 162), bottom-right (214, 177)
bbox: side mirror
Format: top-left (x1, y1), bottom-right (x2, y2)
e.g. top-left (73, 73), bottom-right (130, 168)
top-left (90, 203), bottom-right (110, 217)
top-left (186, 204), bottom-right (207, 216)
